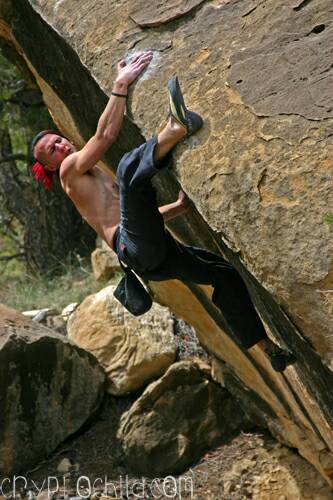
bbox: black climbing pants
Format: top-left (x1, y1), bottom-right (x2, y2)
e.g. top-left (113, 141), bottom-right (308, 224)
top-left (114, 136), bottom-right (268, 349)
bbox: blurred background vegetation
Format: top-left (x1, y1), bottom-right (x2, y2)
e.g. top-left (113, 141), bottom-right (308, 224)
top-left (0, 43), bottom-right (99, 311)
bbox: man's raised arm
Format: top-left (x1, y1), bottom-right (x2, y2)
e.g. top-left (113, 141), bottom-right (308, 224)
top-left (61, 51), bottom-right (153, 179)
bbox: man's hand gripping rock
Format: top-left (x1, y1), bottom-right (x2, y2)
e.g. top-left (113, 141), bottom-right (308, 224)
top-left (115, 51), bottom-right (153, 91)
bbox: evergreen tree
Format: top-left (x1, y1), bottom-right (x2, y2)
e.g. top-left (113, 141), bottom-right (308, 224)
top-left (0, 44), bottom-right (95, 274)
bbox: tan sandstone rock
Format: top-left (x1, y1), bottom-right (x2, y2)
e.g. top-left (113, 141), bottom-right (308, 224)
top-left (91, 247), bottom-right (121, 281)
top-left (67, 285), bottom-right (177, 395)
top-left (2, 0), bottom-right (333, 487)
top-left (0, 304), bottom-right (105, 476)
top-left (117, 359), bottom-right (250, 475)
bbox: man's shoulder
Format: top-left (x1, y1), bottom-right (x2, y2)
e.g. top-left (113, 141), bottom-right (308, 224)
top-left (59, 152), bottom-right (79, 181)
top-left (60, 152), bottom-right (93, 187)
top-left (59, 152), bottom-right (92, 195)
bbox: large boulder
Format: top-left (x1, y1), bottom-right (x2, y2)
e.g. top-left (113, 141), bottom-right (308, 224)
top-left (67, 285), bottom-right (177, 395)
top-left (117, 360), bottom-right (249, 474)
top-left (91, 243), bottom-right (121, 282)
top-left (2, 0), bottom-right (333, 486)
top-left (0, 304), bottom-right (105, 476)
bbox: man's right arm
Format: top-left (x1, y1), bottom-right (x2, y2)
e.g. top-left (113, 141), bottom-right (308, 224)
top-left (61, 51), bottom-right (153, 182)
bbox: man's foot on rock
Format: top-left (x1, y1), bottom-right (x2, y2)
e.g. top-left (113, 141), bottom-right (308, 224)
top-left (167, 75), bottom-right (203, 136)
top-left (267, 346), bottom-right (297, 372)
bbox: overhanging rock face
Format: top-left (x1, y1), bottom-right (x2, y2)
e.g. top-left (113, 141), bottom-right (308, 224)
top-left (1, 0), bottom-right (333, 485)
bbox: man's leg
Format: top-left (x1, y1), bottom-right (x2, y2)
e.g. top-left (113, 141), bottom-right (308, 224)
top-left (116, 77), bottom-right (295, 371)
top-left (115, 118), bottom-right (186, 272)
top-left (140, 237), bottom-right (267, 348)
top-left (153, 119), bottom-right (186, 164)
top-left (115, 74), bottom-right (200, 272)
top-left (139, 236), bottom-right (296, 372)
top-left (117, 117), bottom-right (186, 189)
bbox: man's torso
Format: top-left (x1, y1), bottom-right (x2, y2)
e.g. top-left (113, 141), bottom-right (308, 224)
top-left (61, 164), bottom-right (120, 250)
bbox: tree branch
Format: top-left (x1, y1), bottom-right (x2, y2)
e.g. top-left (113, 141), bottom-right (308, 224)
top-left (0, 252), bottom-right (25, 261)
top-left (0, 153), bottom-right (28, 163)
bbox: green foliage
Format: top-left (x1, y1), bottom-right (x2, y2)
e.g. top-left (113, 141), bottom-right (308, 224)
top-left (0, 259), bottom-right (118, 312)
top-left (0, 50), bottom-right (53, 167)
top-left (0, 50), bottom-right (21, 94)
top-left (0, 233), bottom-right (25, 281)
top-left (0, 50), bottom-right (31, 262)
top-left (0, 48), bottom-right (101, 303)
top-left (0, 51), bottom-right (26, 168)
top-left (0, 46), bottom-right (61, 278)
top-left (323, 213), bottom-right (333, 225)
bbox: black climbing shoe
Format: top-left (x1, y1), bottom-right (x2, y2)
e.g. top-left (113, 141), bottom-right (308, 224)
top-left (268, 347), bottom-right (297, 372)
top-left (167, 75), bottom-right (203, 136)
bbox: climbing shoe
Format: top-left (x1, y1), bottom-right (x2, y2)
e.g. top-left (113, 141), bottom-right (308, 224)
top-left (268, 347), bottom-right (297, 372)
top-left (167, 75), bottom-right (203, 136)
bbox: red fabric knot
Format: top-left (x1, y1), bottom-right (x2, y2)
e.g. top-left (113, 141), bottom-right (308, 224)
top-left (32, 161), bottom-right (54, 190)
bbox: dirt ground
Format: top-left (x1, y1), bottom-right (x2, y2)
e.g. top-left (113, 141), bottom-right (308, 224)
top-left (2, 318), bottom-right (333, 500)
top-left (5, 411), bottom-right (332, 500)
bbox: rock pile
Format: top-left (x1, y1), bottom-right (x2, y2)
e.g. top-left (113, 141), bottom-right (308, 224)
top-left (118, 360), bottom-right (250, 474)
top-left (67, 285), bottom-right (177, 395)
top-left (0, 304), bottom-right (105, 476)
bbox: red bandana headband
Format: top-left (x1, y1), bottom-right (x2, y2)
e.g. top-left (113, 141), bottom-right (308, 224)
top-left (31, 129), bottom-right (58, 190)
top-left (32, 161), bottom-right (54, 190)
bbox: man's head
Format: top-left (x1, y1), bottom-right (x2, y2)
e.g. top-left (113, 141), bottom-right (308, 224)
top-left (32, 130), bottom-right (74, 170)
top-left (31, 130), bottom-right (75, 189)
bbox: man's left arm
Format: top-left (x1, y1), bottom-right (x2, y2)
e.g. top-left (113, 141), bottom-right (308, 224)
top-left (61, 52), bottom-right (152, 183)
top-left (159, 190), bottom-right (192, 222)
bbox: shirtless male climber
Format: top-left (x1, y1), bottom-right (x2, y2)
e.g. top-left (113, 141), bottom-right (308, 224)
top-left (31, 51), bottom-right (296, 372)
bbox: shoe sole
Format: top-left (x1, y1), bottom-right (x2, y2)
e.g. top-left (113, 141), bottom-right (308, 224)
top-left (167, 76), bottom-right (203, 136)
top-left (168, 75), bottom-right (188, 128)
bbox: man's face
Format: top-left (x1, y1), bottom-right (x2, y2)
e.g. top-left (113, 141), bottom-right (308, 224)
top-left (34, 133), bottom-right (75, 170)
